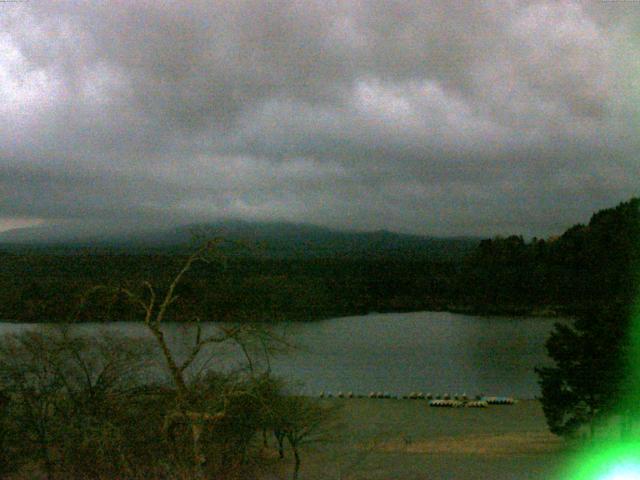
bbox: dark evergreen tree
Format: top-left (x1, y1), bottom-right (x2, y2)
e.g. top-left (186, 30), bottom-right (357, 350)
top-left (536, 199), bottom-right (640, 438)
top-left (536, 304), bottom-right (629, 438)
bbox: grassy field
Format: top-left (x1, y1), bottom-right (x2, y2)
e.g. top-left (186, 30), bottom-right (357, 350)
top-left (274, 399), bottom-right (575, 480)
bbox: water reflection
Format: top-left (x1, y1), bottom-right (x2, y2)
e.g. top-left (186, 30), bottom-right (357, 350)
top-left (0, 311), bottom-right (561, 398)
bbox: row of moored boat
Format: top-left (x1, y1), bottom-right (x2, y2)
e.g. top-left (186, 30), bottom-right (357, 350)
top-left (318, 391), bottom-right (515, 406)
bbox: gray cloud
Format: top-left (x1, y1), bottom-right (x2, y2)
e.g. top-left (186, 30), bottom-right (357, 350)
top-left (1, 0), bottom-right (639, 237)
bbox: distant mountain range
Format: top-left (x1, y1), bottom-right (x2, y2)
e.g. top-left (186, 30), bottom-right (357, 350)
top-left (0, 220), bottom-right (480, 260)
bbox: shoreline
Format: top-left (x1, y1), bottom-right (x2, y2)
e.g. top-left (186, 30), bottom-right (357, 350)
top-left (0, 305), bottom-right (571, 324)
top-left (299, 397), bottom-right (570, 480)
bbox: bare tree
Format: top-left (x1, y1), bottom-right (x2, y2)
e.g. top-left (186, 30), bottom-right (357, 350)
top-left (47, 326), bottom-right (154, 415)
top-left (271, 396), bottom-right (334, 480)
top-left (103, 239), bottom-right (288, 476)
top-left (0, 331), bottom-right (62, 480)
top-left (0, 327), bottom-right (154, 479)
top-left (104, 241), bottom-right (228, 474)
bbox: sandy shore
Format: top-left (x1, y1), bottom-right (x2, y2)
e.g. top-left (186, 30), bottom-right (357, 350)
top-left (277, 398), bottom-right (574, 480)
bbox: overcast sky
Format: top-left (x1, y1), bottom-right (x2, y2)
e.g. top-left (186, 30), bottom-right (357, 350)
top-left (1, 0), bottom-right (639, 238)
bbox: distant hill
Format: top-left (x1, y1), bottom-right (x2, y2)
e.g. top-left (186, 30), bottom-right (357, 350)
top-left (0, 220), bottom-right (480, 260)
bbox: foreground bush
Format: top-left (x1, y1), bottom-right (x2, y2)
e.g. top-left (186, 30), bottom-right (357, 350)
top-left (0, 328), bottom-right (332, 479)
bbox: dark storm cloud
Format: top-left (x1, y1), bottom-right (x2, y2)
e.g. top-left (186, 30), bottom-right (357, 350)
top-left (1, 0), bottom-right (638, 237)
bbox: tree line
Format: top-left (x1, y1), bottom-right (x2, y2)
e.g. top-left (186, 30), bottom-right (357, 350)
top-left (2, 199), bottom-right (639, 323)
top-left (0, 253), bottom-right (459, 323)
top-left (458, 198), bottom-right (640, 315)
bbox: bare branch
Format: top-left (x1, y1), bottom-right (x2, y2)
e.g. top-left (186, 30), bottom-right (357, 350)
top-left (119, 288), bottom-right (153, 323)
top-left (178, 324), bottom-right (241, 374)
top-left (154, 242), bottom-right (215, 325)
top-left (142, 281), bottom-right (156, 316)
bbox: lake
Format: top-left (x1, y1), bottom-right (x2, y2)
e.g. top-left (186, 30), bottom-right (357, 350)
top-left (0, 311), bottom-right (562, 399)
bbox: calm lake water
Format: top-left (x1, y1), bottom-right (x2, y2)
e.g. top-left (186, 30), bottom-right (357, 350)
top-left (0, 311), bottom-right (562, 399)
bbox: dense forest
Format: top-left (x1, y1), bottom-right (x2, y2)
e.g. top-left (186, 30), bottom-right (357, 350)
top-left (457, 197), bottom-right (640, 316)
top-left (0, 198), bottom-right (638, 323)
